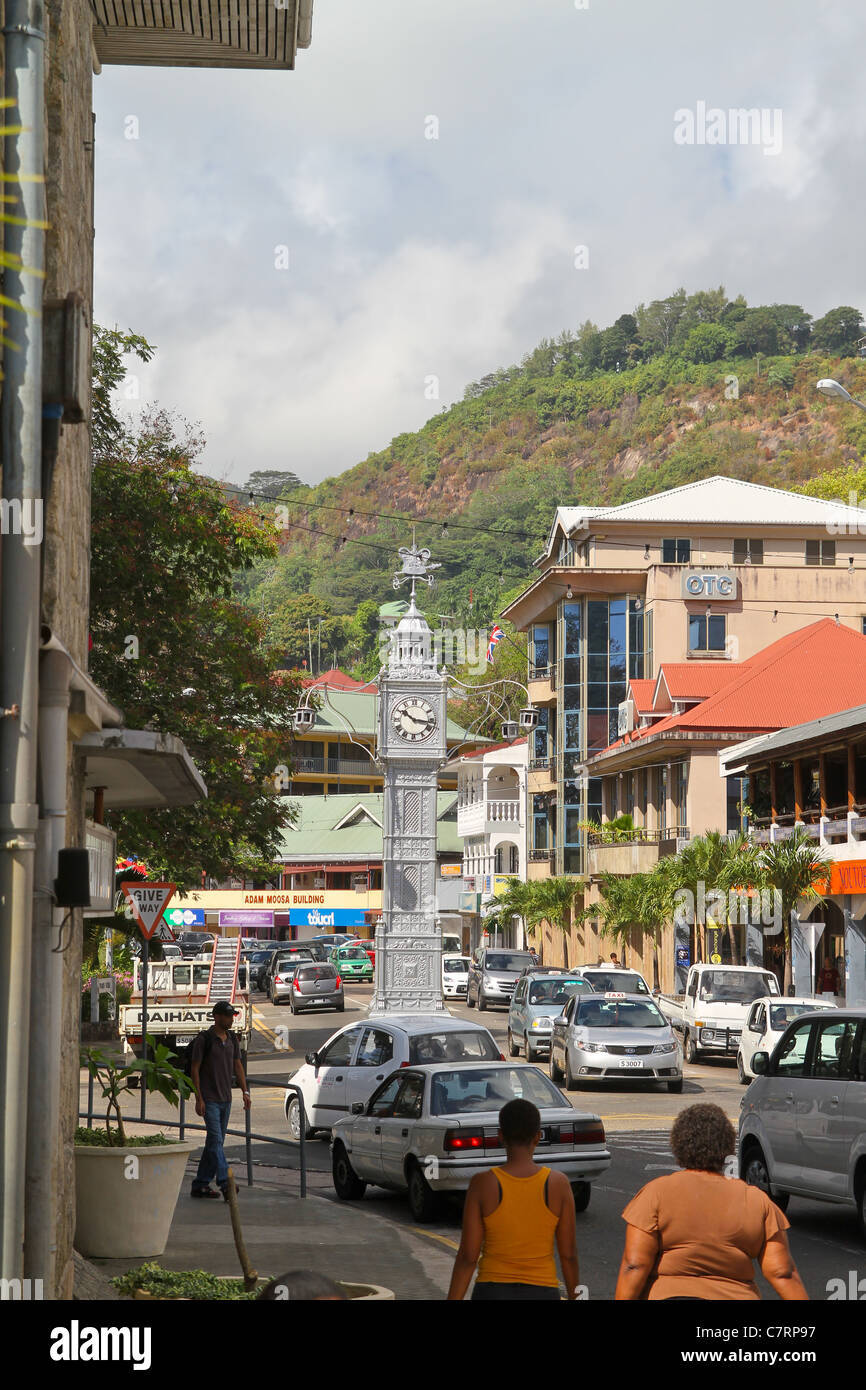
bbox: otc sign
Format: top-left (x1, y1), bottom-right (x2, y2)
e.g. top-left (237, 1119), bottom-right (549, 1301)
top-left (681, 569), bottom-right (737, 600)
top-left (121, 881), bottom-right (177, 940)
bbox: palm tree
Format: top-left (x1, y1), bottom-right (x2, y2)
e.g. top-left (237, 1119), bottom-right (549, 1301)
top-left (592, 864), bottom-right (676, 990)
top-left (524, 876), bottom-right (585, 968)
top-left (670, 831), bottom-right (732, 963)
top-left (717, 830), bottom-right (764, 964)
top-left (483, 877), bottom-right (537, 953)
top-left (756, 828), bottom-right (829, 993)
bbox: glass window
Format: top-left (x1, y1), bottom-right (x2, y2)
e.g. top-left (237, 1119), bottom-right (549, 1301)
top-left (192, 964), bottom-right (211, 986)
top-left (563, 602), bottom-right (581, 654)
top-left (173, 966), bottom-right (191, 987)
top-left (408, 1029), bottom-right (500, 1064)
top-left (587, 601), bottom-right (609, 653)
top-left (662, 538), bottom-right (691, 563)
top-left (529, 978), bottom-right (593, 1005)
top-left (532, 625), bottom-right (550, 669)
top-left (563, 656), bottom-right (581, 686)
top-left (355, 1027), bottom-right (394, 1068)
top-left (393, 1074), bottom-right (426, 1119)
top-left (368, 1075), bottom-right (404, 1117)
top-left (319, 1026), bottom-right (362, 1067)
top-left (773, 1021), bottom-right (812, 1077)
top-left (429, 1066), bottom-right (564, 1116)
top-left (609, 598), bottom-right (626, 655)
top-left (810, 1018), bottom-right (858, 1079)
top-left (688, 614), bottom-right (727, 652)
top-left (733, 538), bottom-right (764, 565)
top-left (574, 998), bottom-right (666, 1028)
top-left (806, 539), bottom-right (836, 566)
top-left (584, 970), bottom-right (649, 995)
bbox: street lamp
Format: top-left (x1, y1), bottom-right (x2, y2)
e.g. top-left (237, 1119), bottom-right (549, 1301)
top-left (816, 378), bottom-right (866, 412)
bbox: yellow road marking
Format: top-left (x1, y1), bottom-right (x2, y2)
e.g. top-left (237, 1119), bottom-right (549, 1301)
top-left (408, 1226), bottom-right (459, 1250)
top-left (252, 1008), bottom-right (276, 1043)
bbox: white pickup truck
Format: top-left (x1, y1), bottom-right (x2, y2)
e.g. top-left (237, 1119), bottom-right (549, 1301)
top-left (119, 957), bottom-right (252, 1075)
top-left (656, 964), bottom-right (780, 1064)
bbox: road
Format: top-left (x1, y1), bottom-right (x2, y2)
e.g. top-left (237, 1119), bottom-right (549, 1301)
top-left (85, 983), bottom-right (866, 1300)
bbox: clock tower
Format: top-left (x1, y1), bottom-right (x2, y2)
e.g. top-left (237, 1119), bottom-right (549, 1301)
top-left (371, 545), bottom-right (449, 1014)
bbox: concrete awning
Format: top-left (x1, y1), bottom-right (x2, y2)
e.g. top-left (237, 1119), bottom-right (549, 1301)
top-left (91, 0), bottom-right (313, 69)
top-left (76, 729), bottom-right (207, 810)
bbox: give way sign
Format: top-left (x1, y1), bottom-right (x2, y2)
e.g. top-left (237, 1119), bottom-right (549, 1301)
top-left (122, 882), bottom-right (177, 939)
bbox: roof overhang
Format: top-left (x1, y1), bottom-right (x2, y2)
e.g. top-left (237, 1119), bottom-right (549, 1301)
top-left (720, 702), bottom-right (866, 775)
top-left (588, 727), bottom-right (765, 773)
top-left (76, 729), bottom-right (208, 810)
top-left (91, 0), bottom-right (313, 70)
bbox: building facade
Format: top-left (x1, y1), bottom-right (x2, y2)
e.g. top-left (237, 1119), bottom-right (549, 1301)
top-left (455, 739), bottom-right (528, 952)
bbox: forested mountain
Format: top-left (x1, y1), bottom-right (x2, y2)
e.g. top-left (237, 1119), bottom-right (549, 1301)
top-left (232, 288), bottom-right (866, 675)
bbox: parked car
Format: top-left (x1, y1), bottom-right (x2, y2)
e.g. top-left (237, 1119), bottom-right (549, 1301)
top-left (737, 996), bottom-right (837, 1083)
top-left (312, 933), bottom-right (358, 950)
top-left (442, 955), bottom-right (472, 998)
top-left (177, 931), bottom-right (215, 959)
top-left (508, 973), bottom-right (596, 1060)
top-left (330, 1062), bottom-right (611, 1221)
top-left (330, 944), bottom-right (374, 982)
top-left (550, 992), bottom-right (683, 1093)
top-left (159, 943), bottom-right (182, 960)
top-left (284, 1015), bottom-right (502, 1141)
top-left (467, 949), bottom-right (537, 1011)
top-left (578, 966), bottom-right (652, 996)
top-left (267, 949), bottom-right (316, 1003)
top-left (517, 965), bottom-right (576, 980)
top-left (288, 962), bottom-right (345, 1016)
top-left (739, 1008), bottom-right (866, 1237)
top-left (243, 948), bottom-right (277, 992)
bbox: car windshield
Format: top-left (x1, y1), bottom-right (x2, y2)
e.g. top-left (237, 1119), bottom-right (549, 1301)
top-left (443, 958), bottom-right (469, 972)
top-left (575, 998), bottom-right (667, 1029)
top-left (585, 971), bottom-right (648, 995)
top-left (409, 1030), bottom-right (500, 1064)
top-left (297, 965), bottom-right (336, 981)
top-left (529, 979), bottom-right (592, 1005)
top-left (698, 971), bottom-right (779, 1004)
top-left (485, 954), bottom-right (534, 972)
top-left (769, 1003), bottom-right (824, 1030)
top-left (430, 1066), bottom-right (564, 1115)
top-left (339, 947), bottom-right (369, 960)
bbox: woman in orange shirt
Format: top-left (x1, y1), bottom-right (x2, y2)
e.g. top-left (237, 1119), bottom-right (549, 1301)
top-left (615, 1103), bottom-right (808, 1301)
top-left (447, 1099), bottom-right (578, 1301)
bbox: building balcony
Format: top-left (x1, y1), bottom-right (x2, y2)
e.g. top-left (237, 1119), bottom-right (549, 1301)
top-left (750, 812), bottom-right (866, 850)
top-left (458, 798), bottom-right (524, 838)
top-left (528, 851), bottom-right (554, 880)
top-left (292, 756), bottom-right (378, 780)
top-left (528, 667), bottom-right (557, 706)
top-left (528, 758), bottom-right (556, 791)
top-left (587, 829), bottom-right (688, 877)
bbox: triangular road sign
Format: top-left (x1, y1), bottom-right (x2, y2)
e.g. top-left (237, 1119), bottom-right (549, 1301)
top-left (122, 881), bottom-right (177, 939)
top-left (154, 922), bottom-right (177, 942)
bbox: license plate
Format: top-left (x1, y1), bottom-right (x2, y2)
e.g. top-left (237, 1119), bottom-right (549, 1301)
top-left (620, 1059), bottom-right (644, 1068)
top-left (176, 1035), bottom-right (195, 1047)
top-left (311, 998), bottom-right (326, 1005)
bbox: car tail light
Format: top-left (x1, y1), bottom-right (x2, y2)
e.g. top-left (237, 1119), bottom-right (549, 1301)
top-left (554, 1125), bottom-right (576, 1143)
top-left (334, 975), bottom-right (342, 988)
top-left (573, 1124), bottom-right (605, 1145)
top-left (444, 1130), bottom-right (484, 1151)
top-left (293, 977), bottom-right (301, 991)
top-left (275, 975), bottom-right (285, 983)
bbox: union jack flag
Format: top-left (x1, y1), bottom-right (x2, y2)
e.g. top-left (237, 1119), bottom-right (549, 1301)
top-left (486, 624), bottom-right (504, 663)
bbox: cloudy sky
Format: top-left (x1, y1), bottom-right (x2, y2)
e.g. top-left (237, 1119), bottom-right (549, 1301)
top-left (93, 0), bottom-right (866, 487)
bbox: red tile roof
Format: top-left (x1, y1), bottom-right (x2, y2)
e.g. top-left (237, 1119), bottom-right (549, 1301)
top-left (597, 620), bottom-right (866, 757)
top-left (657, 663), bottom-right (744, 701)
top-left (627, 679), bottom-right (655, 712)
top-left (301, 668), bottom-right (378, 692)
top-left (461, 737), bottom-right (528, 759)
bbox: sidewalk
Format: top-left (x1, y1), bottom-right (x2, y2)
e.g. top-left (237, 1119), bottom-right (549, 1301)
top-left (86, 1157), bottom-right (454, 1300)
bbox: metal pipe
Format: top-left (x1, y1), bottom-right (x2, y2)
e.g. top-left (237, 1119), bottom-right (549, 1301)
top-left (24, 649), bottom-right (70, 1286)
top-left (0, 0), bottom-right (46, 1283)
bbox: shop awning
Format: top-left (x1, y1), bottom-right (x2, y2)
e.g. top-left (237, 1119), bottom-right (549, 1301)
top-left (76, 728), bottom-right (207, 810)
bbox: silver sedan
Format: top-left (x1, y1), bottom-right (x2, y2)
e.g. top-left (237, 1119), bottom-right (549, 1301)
top-left (550, 992), bottom-right (683, 1093)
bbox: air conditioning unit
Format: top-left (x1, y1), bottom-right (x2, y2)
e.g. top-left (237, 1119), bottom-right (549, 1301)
top-left (617, 699), bottom-right (635, 737)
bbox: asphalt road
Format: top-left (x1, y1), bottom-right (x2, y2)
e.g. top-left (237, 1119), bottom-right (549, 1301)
top-left (88, 985), bottom-right (866, 1300)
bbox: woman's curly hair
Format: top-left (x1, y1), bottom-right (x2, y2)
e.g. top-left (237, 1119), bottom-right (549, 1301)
top-left (670, 1103), bottom-right (736, 1173)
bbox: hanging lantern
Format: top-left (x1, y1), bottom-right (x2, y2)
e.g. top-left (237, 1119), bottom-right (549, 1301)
top-left (518, 707), bottom-right (539, 732)
top-left (293, 706), bottom-right (315, 731)
top-left (501, 721), bottom-right (519, 741)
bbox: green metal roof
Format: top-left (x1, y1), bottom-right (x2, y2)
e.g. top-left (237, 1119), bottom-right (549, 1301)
top-left (277, 792), bottom-right (461, 861)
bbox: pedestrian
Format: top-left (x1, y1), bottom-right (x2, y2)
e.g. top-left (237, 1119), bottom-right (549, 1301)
top-left (446, 1098), bottom-right (578, 1301)
top-left (818, 959), bottom-right (840, 995)
top-left (190, 1001), bottom-right (251, 1201)
top-left (615, 1103), bottom-right (808, 1301)
top-left (609, 952), bottom-right (621, 969)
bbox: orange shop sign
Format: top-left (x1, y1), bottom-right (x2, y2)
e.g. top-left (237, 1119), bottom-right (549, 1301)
top-left (814, 860), bottom-right (866, 895)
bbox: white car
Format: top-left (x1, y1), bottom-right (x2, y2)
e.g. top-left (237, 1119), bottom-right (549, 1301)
top-left (284, 1015), bottom-right (502, 1141)
top-left (442, 955), bottom-right (471, 998)
top-left (550, 992), bottom-right (683, 1092)
top-left (737, 996), bottom-right (837, 1083)
top-left (578, 966), bottom-right (652, 996)
top-left (330, 1061), bottom-right (611, 1222)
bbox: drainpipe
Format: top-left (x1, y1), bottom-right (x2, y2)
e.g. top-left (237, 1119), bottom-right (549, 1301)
top-left (0, 0), bottom-right (46, 1282)
top-left (23, 649), bottom-right (70, 1288)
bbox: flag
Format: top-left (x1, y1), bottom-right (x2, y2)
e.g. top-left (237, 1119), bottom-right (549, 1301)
top-left (486, 625), bottom-right (504, 663)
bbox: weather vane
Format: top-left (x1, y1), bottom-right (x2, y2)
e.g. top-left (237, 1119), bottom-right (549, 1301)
top-left (392, 537), bottom-right (441, 599)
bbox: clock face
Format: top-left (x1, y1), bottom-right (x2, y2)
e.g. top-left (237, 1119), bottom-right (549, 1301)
top-left (391, 697), bottom-right (437, 742)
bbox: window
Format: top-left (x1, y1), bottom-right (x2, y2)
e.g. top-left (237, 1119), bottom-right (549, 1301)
top-left (408, 1029), bottom-right (500, 1064)
top-left (368, 1075), bottom-right (403, 1117)
top-left (355, 1027), bottom-right (394, 1068)
top-left (318, 1026), bottom-right (362, 1068)
top-left (688, 613), bottom-right (727, 651)
top-left (733, 538), bottom-right (764, 565)
top-left (805, 539), bottom-right (836, 566)
top-left (810, 1018), bottom-right (858, 1079)
top-left (773, 1020), bottom-right (812, 1077)
top-left (393, 1074), bottom-right (425, 1119)
top-left (532, 625), bottom-right (551, 670)
top-left (662, 538), bottom-right (691, 564)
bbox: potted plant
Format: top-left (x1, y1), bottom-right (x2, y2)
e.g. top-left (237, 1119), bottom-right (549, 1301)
top-left (74, 1038), bottom-right (196, 1259)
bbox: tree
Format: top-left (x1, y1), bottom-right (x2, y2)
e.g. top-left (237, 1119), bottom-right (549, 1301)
top-left (670, 831), bottom-right (733, 963)
top-left (266, 593), bottom-right (348, 671)
top-left (681, 323), bottom-right (729, 364)
top-left (244, 469), bottom-right (305, 500)
top-left (756, 830), bottom-right (829, 993)
top-left (524, 876), bottom-right (585, 968)
top-left (730, 308), bottom-right (779, 357)
top-left (635, 289), bottom-right (688, 353)
top-left (766, 304), bottom-right (812, 353)
top-left (592, 865), bottom-right (676, 990)
top-left (484, 878), bottom-right (537, 951)
top-left (812, 306), bottom-right (865, 357)
top-left (672, 287), bottom-right (729, 345)
top-left (91, 326), bottom-right (156, 458)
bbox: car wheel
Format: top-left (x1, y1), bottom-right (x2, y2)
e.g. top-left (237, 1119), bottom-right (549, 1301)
top-left (737, 1054), bottom-right (748, 1085)
top-left (507, 1029), bottom-right (519, 1057)
top-left (332, 1143), bottom-right (366, 1200)
top-left (477, 990), bottom-right (487, 1011)
top-left (467, 989), bottom-right (476, 1009)
top-left (564, 1049), bottom-right (578, 1092)
top-left (667, 1078), bottom-right (683, 1093)
top-left (571, 1181), bottom-right (591, 1213)
top-left (684, 1031), bottom-right (698, 1064)
top-left (525, 1035), bottom-right (538, 1063)
top-left (549, 1048), bottom-right (564, 1084)
top-left (286, 1096), bottom-right (314, 1143)
top-left (741, 1142), bottom-right (789, 1213)
top-left (406, 1160), bottom-right (438, 1223)
top-left (336, 1001), bottom-right (345, 1012)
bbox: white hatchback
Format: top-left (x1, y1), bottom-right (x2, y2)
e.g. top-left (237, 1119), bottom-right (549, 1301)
top-left (737, 996), bottom-right (837, 1083)
top-left (284, 1014), bottom-right (502, 1141)
top-left (442, 955), bottom-right (471, 998)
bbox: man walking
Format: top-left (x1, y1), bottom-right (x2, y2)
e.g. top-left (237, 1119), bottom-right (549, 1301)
top-left (190, 1001), bottom-right (251, 1200)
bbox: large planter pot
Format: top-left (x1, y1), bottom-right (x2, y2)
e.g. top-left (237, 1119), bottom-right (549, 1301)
top-left (74, 1141), bottom-right (196, 1259)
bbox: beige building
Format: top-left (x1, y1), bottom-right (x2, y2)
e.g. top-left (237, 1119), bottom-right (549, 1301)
top-left (502, 475), bottom-right (866, 975)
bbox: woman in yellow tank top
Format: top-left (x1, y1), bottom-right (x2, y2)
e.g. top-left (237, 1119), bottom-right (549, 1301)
top-left (447, 1099), bottom-right (579, 1301)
